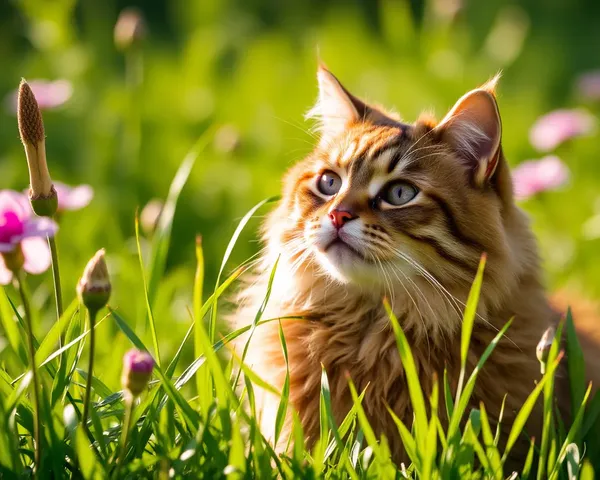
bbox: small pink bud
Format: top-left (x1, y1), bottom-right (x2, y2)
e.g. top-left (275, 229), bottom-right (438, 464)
top-left (121, 349), bottom-right (154, 397)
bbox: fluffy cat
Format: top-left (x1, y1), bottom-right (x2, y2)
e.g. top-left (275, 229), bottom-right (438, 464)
top-left (234, 66), bottom-right (599, 464)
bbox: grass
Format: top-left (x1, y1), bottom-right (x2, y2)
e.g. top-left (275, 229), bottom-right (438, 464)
top-left (0, 138), bottom-right (598, 478)
top-left (2, 0), bottom-right (600, 477)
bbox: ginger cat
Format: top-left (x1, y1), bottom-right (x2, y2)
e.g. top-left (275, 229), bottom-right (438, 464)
top-left (234, 66), bottom-right (599, 465)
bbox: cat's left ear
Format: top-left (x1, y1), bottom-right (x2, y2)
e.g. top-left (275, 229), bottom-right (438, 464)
top-left (436, 77), bottom-right (502, 186)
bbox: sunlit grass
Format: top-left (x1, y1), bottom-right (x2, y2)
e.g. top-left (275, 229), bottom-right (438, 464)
top-left (0, 139), bottom-right (598, 477)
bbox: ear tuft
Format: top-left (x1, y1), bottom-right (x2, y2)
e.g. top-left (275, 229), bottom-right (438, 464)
top-left (480, 72), bottom-right (502, 97)
top-left (305, 65), bottom-right (367, 143)
top-left (436, 84), bottom-right (502, 186)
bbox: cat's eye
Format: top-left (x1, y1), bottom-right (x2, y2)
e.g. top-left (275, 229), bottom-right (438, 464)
top-left (317, 171), bottom-right (342, 196)
top-left (381, 181), bottom-right (419, 206)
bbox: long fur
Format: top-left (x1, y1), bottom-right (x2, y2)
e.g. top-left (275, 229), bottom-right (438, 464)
top-left (232, 69), bottom-right (599, 467)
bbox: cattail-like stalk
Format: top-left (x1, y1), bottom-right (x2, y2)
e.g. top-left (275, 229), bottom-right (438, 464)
top-left (18, 80), bottom-right (64, 324)
top-left (18, 80), bottom-right (56, 216)
top-left (78, 250), bottom-right (111, 430)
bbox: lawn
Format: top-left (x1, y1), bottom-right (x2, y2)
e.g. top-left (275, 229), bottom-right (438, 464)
top-left (0, 0), bottom-right (599, 477)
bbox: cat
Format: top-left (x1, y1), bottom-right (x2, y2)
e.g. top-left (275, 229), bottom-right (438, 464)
top-left (234, 65), bottom-right (599, 465)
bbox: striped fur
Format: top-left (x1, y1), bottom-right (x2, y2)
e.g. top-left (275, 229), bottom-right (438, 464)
top-left (233, 68), bottom-right (598, 467)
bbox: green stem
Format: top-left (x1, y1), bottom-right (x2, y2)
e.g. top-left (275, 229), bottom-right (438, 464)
top-left (48, 236), bottom-right (63, 338)
top-left (113, 395), bottom-right (134, 479)
top-left (16, 270), bottom-right (42, 477)
top-left (81, 308), bottom-right (98, 431)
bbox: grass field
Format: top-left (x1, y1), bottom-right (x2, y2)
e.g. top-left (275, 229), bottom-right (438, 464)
top-left (1, 0), bottom-right (600, 477)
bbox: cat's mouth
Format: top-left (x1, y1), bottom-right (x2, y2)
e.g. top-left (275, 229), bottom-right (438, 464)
top-left (324, 238), bottom-right (365, 259)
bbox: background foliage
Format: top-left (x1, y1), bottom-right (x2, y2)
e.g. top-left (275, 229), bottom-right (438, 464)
top-left (1, 0), bottom-right (600, 425)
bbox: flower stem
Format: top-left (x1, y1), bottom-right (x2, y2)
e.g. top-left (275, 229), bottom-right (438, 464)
top-left (48, 236), bottom-right (63, 332)
top-left (81, 308), bottom-right (97, 431)
top-left (113, 395), bottom-right (134, 478)
top-left (15, 270), bottom-right (42, 476)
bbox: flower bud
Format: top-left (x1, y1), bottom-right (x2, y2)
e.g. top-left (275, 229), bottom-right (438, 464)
top-left (140, 199), bottom-right (163, 236)
top-left (536, 326), bottom-right (555, 373)
top-left (121, 349), bottom-right (154, 397)
top-left (18, 80), bottom-right (57, 217)
top-left (114, 8), bottom-right (146, 51)
top-left (77, 249), bottom-right (111, 312)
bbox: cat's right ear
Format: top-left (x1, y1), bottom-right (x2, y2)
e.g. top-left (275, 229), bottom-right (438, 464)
top-left (306, 66), bottom-right (368, 144)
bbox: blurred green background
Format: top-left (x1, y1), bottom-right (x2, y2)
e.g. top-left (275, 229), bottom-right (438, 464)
top-left (1, 0), bottom-right (600, 386)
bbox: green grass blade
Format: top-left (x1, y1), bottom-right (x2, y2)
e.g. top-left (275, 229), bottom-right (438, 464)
top-left (348, 377), bottom-right (379, 456)
top-left (521, 436), bottom-right (536, 480)
top-left (448, 318), bottom-right (512, 440)
top-left (502, 352), bottom-right (563, 463)
top-left (479, 402), bottom-right (502, 479)
top-left (209, 195), bottom-right (279, 342)
top-left (274, 320), bottom-right (290, 446)
top-left (193, 235), bottom-right (206, 401)
top-left (147, 129), bottom-right (215, 309)
top-left (383, 298), bottom-right (428, 450)
top-left (456, 254), bottom-right (487, 403)
top-left (0, 287), bottom-right (27, 365)
top-left (135, 213), bottom-right (160, 366)
top-left (548, 383), bottom-right (592, 480)
top-left (565, 308), bottom-right (586, 418)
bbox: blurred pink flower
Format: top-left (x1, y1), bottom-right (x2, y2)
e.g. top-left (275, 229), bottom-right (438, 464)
top-left (0, 190), bottom-right (58, 284)
top-left (512, 156), bottom-right (569, 200)
top-left (576, 70), bottom-right (600, 100)
top-left (7, 79), bottom-right (72, 112)
top-left (529, 109), bottom-right (595, 152)
top-left (53, 182), bottom-right (93, 211)
top-left (121, 349), bottom-right (155, 396)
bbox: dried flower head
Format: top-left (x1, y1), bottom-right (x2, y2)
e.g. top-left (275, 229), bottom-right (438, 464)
top-left (121, 349), bottom-right (154, 397)
top-left (77, 249), bottom-right (111, 312)
top-left (18, 80), bottom-right (57, 216)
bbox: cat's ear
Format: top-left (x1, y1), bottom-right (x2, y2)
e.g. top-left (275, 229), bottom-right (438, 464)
top-left (306, 65), bottom-right (369, 143)
top-left (436, 76), bottom-right (502, 186)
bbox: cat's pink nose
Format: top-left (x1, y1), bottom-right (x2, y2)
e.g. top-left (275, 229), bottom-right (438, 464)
top-left (329, 209), bottom-right (356, 229)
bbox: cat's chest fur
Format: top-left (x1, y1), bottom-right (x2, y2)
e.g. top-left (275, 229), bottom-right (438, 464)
top-left (237, 263), bottom-right (553, 462)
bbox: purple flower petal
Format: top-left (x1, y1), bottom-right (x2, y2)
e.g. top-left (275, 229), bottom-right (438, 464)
top-left (0, 212), bottom-right (24, 245)
top-left (6, 79), bottom-right (72, 112)
top-left (22, 216), bottom-right (58, 240)
top-left (512, 155), bottom-right (569, 200)
top-left (123, 349), bottom-right (155, 374)
top-left (53, 182), bottom-right (94, 211)
top-left (0, 190), bottom-right (32, 221)
top-left (576, 70), bottom-right (600, 100)
top-left (529, 109), bottom-right (596, 152)
top-left (0, 256), bottom-right (12, 285)
top-left (21, 237), bottom-right (52, 275)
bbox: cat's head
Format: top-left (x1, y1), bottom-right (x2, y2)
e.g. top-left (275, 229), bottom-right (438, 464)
top-left (269, 66), bottom-right (530, 299)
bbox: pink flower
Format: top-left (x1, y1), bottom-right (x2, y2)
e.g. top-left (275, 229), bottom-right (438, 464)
top-left (121, 349), bottom-right (155, 397)
top-left (0, 190), bottom-right (58, 284)
top-left (6, 79), bottom-right (72, 112)
top-left (53, 182), bottom-right (93, 211)
top-left (576, 70), bottom-right (600, 100)
top-left (529, 109), bottom-right (596, 152)
top-left (512, 156), bottom-right (569, 200)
